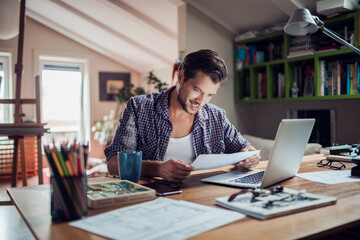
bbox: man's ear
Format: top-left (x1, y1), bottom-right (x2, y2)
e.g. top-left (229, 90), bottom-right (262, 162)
top-left (177, 69), bottom-right (184, 85)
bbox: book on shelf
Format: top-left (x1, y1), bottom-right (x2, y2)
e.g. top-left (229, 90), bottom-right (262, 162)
top-left (236, 44), bottom-right (264, 66)
top-left (294, 66), bottom-right (303, 97)
top-left (303, 65), bottom-right (315, 97)
top-left (347, 64), bottom-right (351, 95)
top-left (216, 187), bottom-right (336, 220)
top-left (256, 51), bottom-right (265, 63)
top-left (319, 60), bottom-right (326, 96)
top-left (287, 49), bottom-right (315, 58)
top-left (344, 62), bottom-right (360, 95)
top-left (303, 75), bottom-right (315, 97)
top-left (87, 177), bottom-right (156, 209)
top-left (267, 42), bottom-right (283, 61)
top-left (352, 62), bottom-right (359, 94)
top-left (273, 71), bottom-right (285, 98)
top-left (326, 61), bottom-right (334, 96)
top-left (235, 30), bottom-right (261, 42)
top-left (287, 35), bottom-right (321, 58)
top-left (236, 41), bottom-right (283, 66)
top-left (319, 59), bottom-right (360, 96)
top-left (258, 72), bottom-right (267, 99)
top-left (289, 45), bottom-right (317, 52)
top-left (241, 70), bottom-right (251, 99)
top-left (236, 45), bottom-right (246, 71)
top-left (293, 63), bottom-right (314, 97)
top-left (290, 35), bottom-right (321, 45)
top-left (316, 45), bottom-right (340, 53)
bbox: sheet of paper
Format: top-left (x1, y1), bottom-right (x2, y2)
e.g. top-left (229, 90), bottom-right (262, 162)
top-left (296, 170), bottom-right (360, 184)
top-left (70, 198), bottom-right (244, 240)
top-left (192, 150), bottom-right (260, 170)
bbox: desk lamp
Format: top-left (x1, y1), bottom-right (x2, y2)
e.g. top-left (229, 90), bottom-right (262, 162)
top-left (284, 8), bottom-right (360, 55)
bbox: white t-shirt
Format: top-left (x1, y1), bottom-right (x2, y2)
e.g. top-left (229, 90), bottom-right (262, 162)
top-left (163, 133), bottom-right (195, 164)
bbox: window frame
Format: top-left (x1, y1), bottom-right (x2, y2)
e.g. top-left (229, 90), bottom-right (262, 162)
top-left (38, 54), bottom-right (90, 145)
top-left (0, 51), bottom-right (14, 123)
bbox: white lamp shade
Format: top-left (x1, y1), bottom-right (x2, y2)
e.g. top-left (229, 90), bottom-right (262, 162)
top-left (0, 0), bottom-right (20, 40)
top-left (284, 8), bottom-right (318, 36)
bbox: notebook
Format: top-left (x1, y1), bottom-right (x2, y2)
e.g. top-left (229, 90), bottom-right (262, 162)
top-left (202, 119), bottom-right (315, 189)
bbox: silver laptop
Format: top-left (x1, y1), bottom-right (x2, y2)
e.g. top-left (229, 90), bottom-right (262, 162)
top-left (202, 119), bottom-right (315, 189)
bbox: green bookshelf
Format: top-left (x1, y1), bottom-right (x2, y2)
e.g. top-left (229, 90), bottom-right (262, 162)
top-left (234, 11), bottom-right (360, 103)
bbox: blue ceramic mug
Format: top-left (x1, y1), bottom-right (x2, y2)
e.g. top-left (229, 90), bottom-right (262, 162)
top-left (118, 150), bottom-right (142, 183)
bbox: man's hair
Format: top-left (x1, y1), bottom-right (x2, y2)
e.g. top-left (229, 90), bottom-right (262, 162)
top-left (180, 49), bottom-right (227, 84)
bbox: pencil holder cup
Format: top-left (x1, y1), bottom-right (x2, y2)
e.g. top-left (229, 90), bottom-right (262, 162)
top-left (118, 150), bottom-right (142, 183)
top-left (50, 175), bottom-right (88, 222)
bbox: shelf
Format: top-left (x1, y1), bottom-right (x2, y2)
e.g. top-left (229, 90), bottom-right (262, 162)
top-left (238, 94), bottom-right (360, 103)
top-left (235, 11), bottom-right (360, 103)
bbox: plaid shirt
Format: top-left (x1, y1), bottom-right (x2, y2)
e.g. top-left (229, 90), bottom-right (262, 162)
top-left (104, 86), bottom-right (250, 161)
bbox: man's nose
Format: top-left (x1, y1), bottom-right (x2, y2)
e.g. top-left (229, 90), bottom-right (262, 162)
top-left (195, 93), bottom-right (205, 105)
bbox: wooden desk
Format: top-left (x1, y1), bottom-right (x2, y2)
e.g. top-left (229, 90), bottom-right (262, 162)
top-left (7, 155), bottom-right (360, 239)
top-left (0, 205), bottom-right (35, 240)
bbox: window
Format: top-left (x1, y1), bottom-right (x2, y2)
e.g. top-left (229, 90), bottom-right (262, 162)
top-left (39, 56), bottom-right (90, 147)
top-left (0, 52), bottom-right (13, 123)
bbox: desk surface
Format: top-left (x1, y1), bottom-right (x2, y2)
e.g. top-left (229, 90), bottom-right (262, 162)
top-left (7, 155), bottom-right (360, 240)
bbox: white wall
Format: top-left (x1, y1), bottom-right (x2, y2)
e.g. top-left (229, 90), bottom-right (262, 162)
top-left (0, 18), bottom-right (142, 157)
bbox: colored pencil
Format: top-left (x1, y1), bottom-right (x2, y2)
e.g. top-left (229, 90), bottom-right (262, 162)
top-left (43, 141), bottom-right (88, 220)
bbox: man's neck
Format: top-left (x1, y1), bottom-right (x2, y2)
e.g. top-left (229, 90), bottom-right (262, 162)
top-left (168, 87), bottom-right (192, 118)
top-left (168, 88), bottom-right (195, 138)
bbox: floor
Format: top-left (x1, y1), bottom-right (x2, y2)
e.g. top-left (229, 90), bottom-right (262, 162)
top-left (0, 175), bottom-right (40, 203)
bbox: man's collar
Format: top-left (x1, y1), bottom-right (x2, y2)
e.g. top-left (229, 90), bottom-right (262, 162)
top-left (155, 87), bottom-right (173, 120)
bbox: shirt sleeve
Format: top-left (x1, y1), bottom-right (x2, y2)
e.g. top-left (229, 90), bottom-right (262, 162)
top-left (104, 98), bottom-right (138, 161)
top-left (222, 111), bottom-right (250, 153)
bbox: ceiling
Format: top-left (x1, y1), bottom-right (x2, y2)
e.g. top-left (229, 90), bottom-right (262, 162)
top-left (25, 0), bottom-right (318, 73)
top-left (183, 0), bottom-right (317, 34)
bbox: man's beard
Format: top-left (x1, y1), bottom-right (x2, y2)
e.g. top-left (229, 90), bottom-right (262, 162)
top-left (177, 88), bottom-right (197, 115)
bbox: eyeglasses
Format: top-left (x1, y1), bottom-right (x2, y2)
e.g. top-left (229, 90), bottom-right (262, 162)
top-left (227, 185), bottom-right (316, 209)
top-left (317, 159), bottom-right (346, 170)
top-left (261, 191), bottom-right (316, 209)
top-left (228, 185), bottom-right (284, 202)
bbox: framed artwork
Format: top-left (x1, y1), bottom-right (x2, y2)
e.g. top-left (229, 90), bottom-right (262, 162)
top-left (99, 72), bottom-right (130, 101)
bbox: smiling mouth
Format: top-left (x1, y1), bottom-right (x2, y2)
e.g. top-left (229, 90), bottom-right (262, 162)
top-left (190, 101), bottom-right (200, 110)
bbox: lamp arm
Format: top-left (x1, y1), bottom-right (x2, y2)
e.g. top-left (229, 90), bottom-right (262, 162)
top-left (313, 16), bottom-right (360, 55)
top-left (320, 27), bottom-right (360, 55)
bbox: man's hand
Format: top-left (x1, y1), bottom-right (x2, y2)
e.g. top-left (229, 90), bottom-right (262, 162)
top-left (158, 159), bottom-right (195, 182)
top-left (235, 145), bottom-right (261, 169)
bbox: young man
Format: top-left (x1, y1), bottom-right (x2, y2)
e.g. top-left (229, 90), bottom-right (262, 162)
top-left (105, 49), bottom-right (261, 182)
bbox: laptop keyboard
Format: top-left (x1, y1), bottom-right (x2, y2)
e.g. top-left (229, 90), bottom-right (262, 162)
top-left (229, 171), bottom-right (265, 184)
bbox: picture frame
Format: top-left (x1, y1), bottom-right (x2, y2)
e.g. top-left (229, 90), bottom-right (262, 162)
top-left (99, 72), bottom-right (130, 101)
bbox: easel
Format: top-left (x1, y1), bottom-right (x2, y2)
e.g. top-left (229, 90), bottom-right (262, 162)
top-left (0, 0), bottom-right (48, 187)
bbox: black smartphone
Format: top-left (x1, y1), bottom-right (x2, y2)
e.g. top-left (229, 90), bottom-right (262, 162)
top-left (143, 182), bottom-right (182, 196)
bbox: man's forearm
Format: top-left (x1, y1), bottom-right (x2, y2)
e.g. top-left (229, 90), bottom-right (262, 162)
top-left (141, 160), bottom-right (161, 178)
top-left (106, 156), bottom-right (161, 178)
